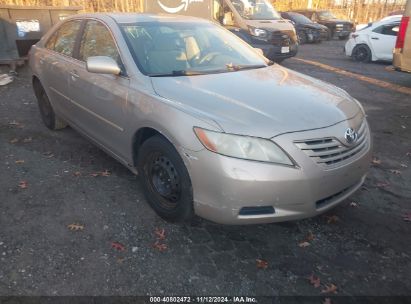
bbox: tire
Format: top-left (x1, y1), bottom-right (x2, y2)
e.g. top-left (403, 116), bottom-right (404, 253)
top-left (34, 81), bottom-right (67, 130)
top-left (298, 31), bottom-right (307, 44)
top-left (137, 135), bottom-right (194, 222)
top-left (352, 44), bottom-right (371, 62)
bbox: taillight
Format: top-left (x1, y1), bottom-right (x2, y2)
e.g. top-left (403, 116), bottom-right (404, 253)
top-left (395, 16), bottom-right (410, 50)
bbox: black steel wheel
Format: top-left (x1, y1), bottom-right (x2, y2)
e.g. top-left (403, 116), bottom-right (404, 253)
top-left (352, 44), bottom-right (371, 62)
top-left (137, 135), bottom-right (194, 222)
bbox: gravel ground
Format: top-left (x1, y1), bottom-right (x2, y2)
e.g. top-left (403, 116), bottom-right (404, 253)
top-left (0, 40), bottom-right (410, 299)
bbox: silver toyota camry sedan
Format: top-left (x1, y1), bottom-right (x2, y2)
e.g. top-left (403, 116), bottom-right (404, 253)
top-left (29, 13), bottom-right (372, 224)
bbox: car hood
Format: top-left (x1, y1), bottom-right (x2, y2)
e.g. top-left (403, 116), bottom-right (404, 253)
top-left (246, 19), bottom-right (294, 31)
top-left (302, 23), bottom-right (328, 30)
top-left (321, 19), bottom-right (353, 25)
top-left (151, 65), bottom-right (361, 138)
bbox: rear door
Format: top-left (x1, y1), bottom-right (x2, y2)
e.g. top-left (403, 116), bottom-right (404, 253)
top-left (41, 19), bottom-right (83, 118)
top-left (370, 22), bottom-right (399, 61)
top-left (68, 19), bottom-right (130, 160)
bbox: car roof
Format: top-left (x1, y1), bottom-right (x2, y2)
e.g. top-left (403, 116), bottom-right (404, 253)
top-left (66, 13), bottom-right (209, 24)
top-left (379, 15), bottom-right (402, 22)
top-left (369, 15), bottom-right (402, 27)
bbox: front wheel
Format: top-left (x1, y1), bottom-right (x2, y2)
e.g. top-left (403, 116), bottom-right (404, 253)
top-left (137, 135), bottom-right (194, 222)
top-left (352, 44), bottom-right (371, 62)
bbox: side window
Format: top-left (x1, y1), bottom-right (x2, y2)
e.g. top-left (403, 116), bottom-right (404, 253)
top-left (222, 3), bottom-right (236, 26)
top-left (373, 24), bottom-right (399, 36)
top-left (53, 20), bottom-right (82, 56)
top-left (381, 24), bottom-right (400, 36)
top-left (213, 0), bottom-right (224, 23)
top-left (79, 20), bottom-right (120, 63)
top-left (372, 25), bottom-right (383, 34)
top-left (45, 31), bottom-right (58, 50)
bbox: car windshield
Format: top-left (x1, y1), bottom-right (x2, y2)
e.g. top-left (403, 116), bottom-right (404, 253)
top-left (318, 11), bottom-right (337, 20)
top-left (120, 22), bottom-right (268, 76)
top-left (287, 12), bottom-right (313, 24)
top-left (229, 0), bottom-right (281, 20)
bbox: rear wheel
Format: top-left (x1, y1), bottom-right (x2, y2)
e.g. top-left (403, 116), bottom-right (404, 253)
top-left (137, 135), bottom-right (194, 222)
top-left (33, 81), bottom-right (67, 130)
top-left (352, 44), bottom-right (371, 62)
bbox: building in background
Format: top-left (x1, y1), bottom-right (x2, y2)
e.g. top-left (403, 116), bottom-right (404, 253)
top-left (0, 0), bottom-right (407, 23)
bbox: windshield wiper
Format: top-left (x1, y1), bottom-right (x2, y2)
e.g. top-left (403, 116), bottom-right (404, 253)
top-left (149, 64), bottom-right (270, 77)
top-left (226, 64), bottom-right (268, 71)
top-left (149, 70), bottom-right (208, 77)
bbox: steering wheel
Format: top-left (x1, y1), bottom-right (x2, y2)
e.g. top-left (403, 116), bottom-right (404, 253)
top-left (198, 52), bottom-right (220, 66)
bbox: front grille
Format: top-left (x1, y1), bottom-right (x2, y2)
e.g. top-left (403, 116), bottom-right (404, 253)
top-left (270, 30), bottom-right (297, 46)
top-left (337, 24), bottom-right (352, 31)
top-left (315, 182), bottom-right (358, 209)
top-left (343, 24), bottom-right (352, 31)
top-left (295, 121), bottom-right (369, 168)
top-left (271, 32), bottom-right (290, 46)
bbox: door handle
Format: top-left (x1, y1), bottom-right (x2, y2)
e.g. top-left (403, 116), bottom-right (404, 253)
top-left (371, 37), bottom-right (379, 40)
top-left (70, 71), bottom-right (80, 81)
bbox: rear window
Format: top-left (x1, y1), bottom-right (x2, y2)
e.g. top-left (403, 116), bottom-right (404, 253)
top-left (48, 20), bottom-right (82, 57)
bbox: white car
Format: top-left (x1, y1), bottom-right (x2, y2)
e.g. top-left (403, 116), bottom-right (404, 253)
top-left (345, 15), bottom-right (401, 62)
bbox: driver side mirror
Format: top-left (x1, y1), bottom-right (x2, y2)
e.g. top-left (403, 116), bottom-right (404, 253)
top-left (86, 56), bottom-right (121, 75)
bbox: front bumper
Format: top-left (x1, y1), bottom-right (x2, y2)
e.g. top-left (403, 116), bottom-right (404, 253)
top-left (184, 118), bottom-right (372, 225)
top-left (335, 29), bottom-right (352, 38)
top-left (256, 43), bottom-right (298, 61)
top-left (345, 38), bottom-right (356, 56)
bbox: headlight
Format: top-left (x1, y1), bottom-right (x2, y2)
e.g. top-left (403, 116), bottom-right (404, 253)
top-left (194, 128), bottom-right (294, 165)
top-left (336, 24), bottom-right (343, 27)
top-left (249, 26), bottom-right (268, 39)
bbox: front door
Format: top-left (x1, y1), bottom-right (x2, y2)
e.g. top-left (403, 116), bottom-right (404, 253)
top-left (68, 19), bottom-right (130, 160)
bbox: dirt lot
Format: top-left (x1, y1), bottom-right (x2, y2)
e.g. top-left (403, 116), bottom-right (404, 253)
top-left (0, 40), bottom-right (410, 299)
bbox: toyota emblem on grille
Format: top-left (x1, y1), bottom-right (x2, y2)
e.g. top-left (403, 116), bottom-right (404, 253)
top-left (344, 128), bottom-right (358, 144)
